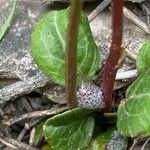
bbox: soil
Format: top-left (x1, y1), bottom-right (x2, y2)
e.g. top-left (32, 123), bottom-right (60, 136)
top-left (0, 0), bottom-right (150, 149)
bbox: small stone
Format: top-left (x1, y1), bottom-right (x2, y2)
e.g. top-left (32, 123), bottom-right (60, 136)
top-left (107, 131), bottom-right (128, 150)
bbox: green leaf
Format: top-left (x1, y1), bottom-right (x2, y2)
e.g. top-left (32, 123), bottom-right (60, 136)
top-left (117, 35), bottom-right (150, 137)
top-left (117, 69), bottom-right (150, 137)
top-left (41, 143), bottom-right (51, 150)
top-left (44, 117), bottom-right (94, 150)
top-left (126, 69), bottom-right (150, 98)
top-left (87, 128), bottom-right (114, 150)
top-left (43, 108), bottom-right (95, 150)
top-left (0, 0), bottom-right (17, 41)
top-left (43, 108), bottom-right (94, 126)
top-left (31, 8), bottom-right (100, 85)
top-left (33, 121), bottom-right (45, 146)
top-left (117, 93), bottom-right (150, 137)
top-left (136, 40), bottom-right (150, 73)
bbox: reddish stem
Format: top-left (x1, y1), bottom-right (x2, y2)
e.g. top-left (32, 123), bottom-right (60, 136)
top-left (101, 0), bottom-right (124, 112)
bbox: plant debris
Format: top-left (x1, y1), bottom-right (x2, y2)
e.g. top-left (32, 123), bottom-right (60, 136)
top-left (1, 0), bottom-right (150, 149)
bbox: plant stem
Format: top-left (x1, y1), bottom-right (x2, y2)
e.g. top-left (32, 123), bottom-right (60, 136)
top-left (65, 0), bottom-right (83, 109)
top-left (101, 0), bottom-right (124, 112)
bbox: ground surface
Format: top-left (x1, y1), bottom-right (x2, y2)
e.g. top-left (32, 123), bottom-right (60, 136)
top-left (0, 0), bottom-right (150, 149)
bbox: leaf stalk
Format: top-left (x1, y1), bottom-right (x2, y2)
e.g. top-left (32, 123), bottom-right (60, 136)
top-left (65, 0), bottom-right (83, 109)
top-left (101, 0), bottom-right (124, 112)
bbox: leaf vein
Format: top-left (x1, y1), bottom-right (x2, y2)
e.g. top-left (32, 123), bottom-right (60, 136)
top-left (54, 12), bottom-right (65, 50)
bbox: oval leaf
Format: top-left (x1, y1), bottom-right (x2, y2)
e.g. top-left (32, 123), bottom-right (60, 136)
top-left (126, 69), bottom-right (150, 98)
top-left (0, 0), bottom-right (17, 41)
top-left (43, 108), bottom-right (94, 126)
top-left (31, 8), bottom-right (100, 85)
top-left (136, 40), bottom-right (150, 73)
top-left (117, 38), bottom-right (150, 137)
top-left (118, 69), bottom-right (150, 137)
top-left (117, 93), bottom-right (150, 137)
top-left (43, 115), bottom-right (94, 150)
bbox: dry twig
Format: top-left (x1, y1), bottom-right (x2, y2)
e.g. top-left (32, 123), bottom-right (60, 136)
top-left (123, 7), bottom-right (150, 34)
top-left (88, 0), bottom-right (150, 34)
top-left (116, 69), bottom-right (138, 80)
top-left (17, 118), bottom-right (43, 142)
top-left (88, 0), bottom-right (112, 21)
top-left (0, 74), bottom-right (50, 105)
top-left (0, 135), bottom-right (39, 150)
top-left (17, 128), bottom-right (27, 142)
top-left (4, 106), bottom-right (68, 126)
top-left (141, 137), bottom-right (150, 150)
